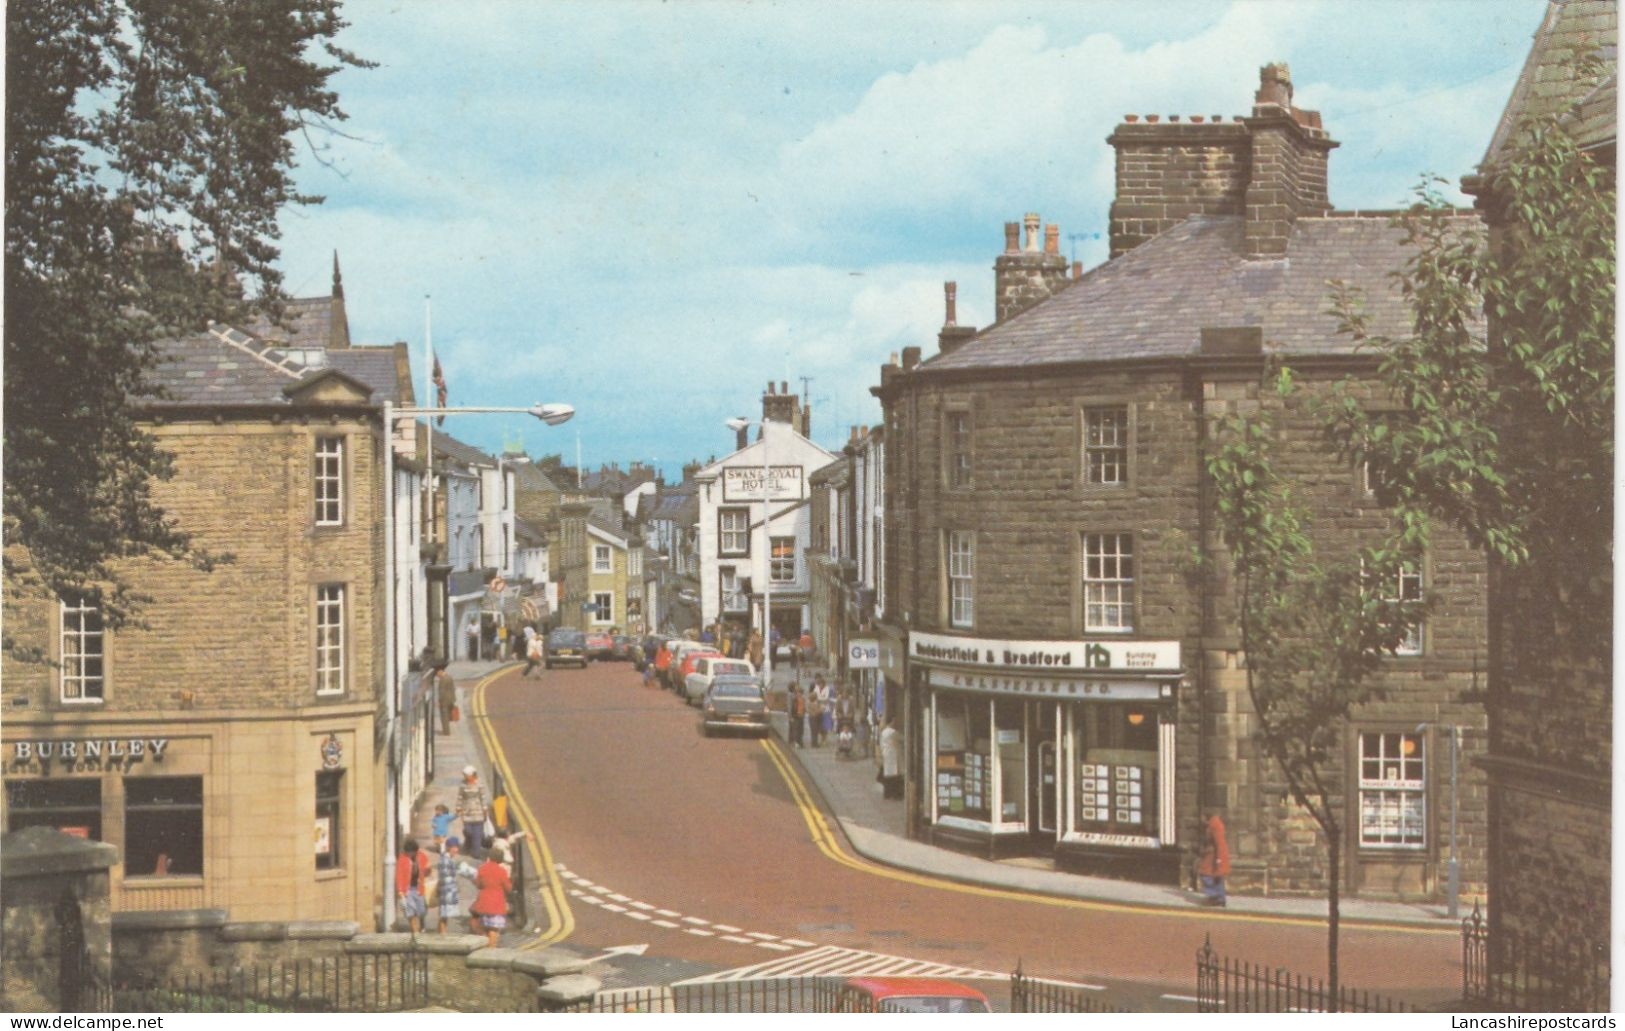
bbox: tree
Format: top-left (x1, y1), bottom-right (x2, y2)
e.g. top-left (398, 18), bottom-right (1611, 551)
top-left (4, 1), bottom-right (370, 657)
top-left (1204, 367), bottom-right (1426, 1000)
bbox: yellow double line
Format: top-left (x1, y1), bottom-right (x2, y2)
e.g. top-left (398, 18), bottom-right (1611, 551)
top-left (759, 737), bottom-right (1451, 934)
top-left (468, 665), bottom-right (575, 948)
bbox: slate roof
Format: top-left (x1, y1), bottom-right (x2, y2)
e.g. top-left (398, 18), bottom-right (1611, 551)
top-left (920, 213), bottom-right (1479, 374)
top-left (515, 517), bottom-right (545, 547)
top-left (513, 462), bottom-right (561, 494)
top-left (1482, 0), bottom-right (1617, 167)
top-left (145, 324), bottom-right (304, 406)
top-left (244, 294), bottom-right (342, 353)
top-left (433, 433), bottom-right (496, 470)
top-left (326, 348), bottom-right (406, 403)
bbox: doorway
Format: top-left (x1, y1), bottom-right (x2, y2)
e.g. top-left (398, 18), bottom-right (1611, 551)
top-left (1029, 702), bottom-right (1058, 843)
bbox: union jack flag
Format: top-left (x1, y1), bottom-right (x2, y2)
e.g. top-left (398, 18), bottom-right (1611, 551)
top-left (432, 355), bottom-right (447, 425)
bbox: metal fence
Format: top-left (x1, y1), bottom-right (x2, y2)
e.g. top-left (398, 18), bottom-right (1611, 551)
top-left (1195, 936), bottom-right (1415, 1013)
top-left (558, 976), bottom-right (850, 1013)
top-left (109, 953), bottom-right (429, 1013)
top-left (1009, 964), bottom-right (1128, 1013)
top-left (1462, 903), bottom-right (1610, 1013)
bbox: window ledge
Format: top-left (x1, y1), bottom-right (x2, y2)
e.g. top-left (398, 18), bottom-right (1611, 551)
top-left (124, 875), bottom-right (205, 888)
top-left (316, 868), bottom-right (347, 882)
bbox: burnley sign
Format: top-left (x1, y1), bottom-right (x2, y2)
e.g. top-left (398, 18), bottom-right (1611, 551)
top-left (723, 465), bottom-right (803, 503)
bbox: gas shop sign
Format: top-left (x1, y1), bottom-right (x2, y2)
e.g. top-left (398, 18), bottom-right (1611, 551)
top-left (723, 465), bottom-right (803, 503)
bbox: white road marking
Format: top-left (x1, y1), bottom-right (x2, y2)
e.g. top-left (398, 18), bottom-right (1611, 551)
top-left (652, 920), bottom-right (680, 929)
top-left (607, 893), bottom-right (632, 903)
top-left (712, 924), bottom-right (742, 933)
top-left (720, 935), bottom-right (754, 944)
top-left (753, 942), bottom-right (794, 952)
top-left (630, 901), bottom-right (656, 911)
top-left (602, 904), bottom-right (627, 913)
top-left (579, 896), bottom-right (604, 906)
top-left (681, 916), bottom-right (710, 926)
top-left (684, 928), bottom-right (715, 937)
top-left (625, 912), bottom-right (652, 921)
top-left (781, 938), bottom-right (815, 947)
top-left (678, 944), bottom-right (1004, 984)
top-left (745, 932), bottom-right (779, 941)
top-left (656, 909), bottom-right (681, 918)
top-left (1161, 994), bottom-right (1202, 1003)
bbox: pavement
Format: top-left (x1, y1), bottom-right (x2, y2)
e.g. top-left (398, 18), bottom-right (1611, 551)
top-left (758, 665), bottom-right (1461, 929)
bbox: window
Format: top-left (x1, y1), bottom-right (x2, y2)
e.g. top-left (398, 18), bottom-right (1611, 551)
top-left (874, 515), bottom-right (886, 615)
top-left (593, 544), bottom-right (612, 573)
top-left (947, 531), bottom-right (974, 628)
top-left (1083, 533), bottom-right (1134, 631)
top-left (60, 595), bottom-right (104, 703)
top-left (592, 592), bottom-right (613, 625)
top-left (720, 568), bottom-right (748, 613)
top-left (315, 770), bottom-right (343, 870)
top-left (1392, 564), bottom-right (1424, 655)
top-left (1084, 407), bottom-right (1128, 485)
top-left (719, 509), bottom-right (750, 556)
top-left (1074, 703), bottom-right (1158, 833)
top-left (629, 550), bottom-right (641, 577)
top-left (125, 777), bottom-right (203, 876)
top-left (314, 437), bottom-right (344, 525)
top-left (770, 537), bottom-right (795, 584)
top-left (5, 780), bottom-right (102, 840)
top-left (934, 694), bottom-right (992, 823)
top-left (1359, 732), bottom-right (1425, 848)
top-left (315, 585), bottom-right (345, 695)
top-left (945, 410), bottom-right (972, 488)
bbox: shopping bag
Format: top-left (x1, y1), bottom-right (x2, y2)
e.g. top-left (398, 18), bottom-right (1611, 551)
top-left (451, 704), bottom-right (461, 722)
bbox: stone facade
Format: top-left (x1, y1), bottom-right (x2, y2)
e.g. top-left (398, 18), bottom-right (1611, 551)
top-left (1, 828), bottom-right (117, 1013)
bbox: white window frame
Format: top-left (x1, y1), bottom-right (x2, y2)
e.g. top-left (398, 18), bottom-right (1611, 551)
top-left (945, 410), bottom-right (972, 489)
top-left (591, 592), bottom-right (614, 626)
top-left (1084, 407), bottom-right (1128, 485)
top-left (947, 530), bottom-right (974, 629)
top-left (720, 568), bottom-right (748, 613)
top-left (1392, 564), bottom-right (1424, 656)
top-left (770, 536), bottom-right (796, 584)
top-left (719, 508), bottom-right (750, 556)
top-left (315, 584), bottom-right (346, 695)
top-left (59, 595), bottom-right (104, 704)
top-left (593, 544), bottom-right (612, 574)
top-left (1358, 731), bottom-right (1426, 849)
top-left (1083, 532), bottom-right (1134, 632)
top-left (314, 437), bottom-right (345, 526)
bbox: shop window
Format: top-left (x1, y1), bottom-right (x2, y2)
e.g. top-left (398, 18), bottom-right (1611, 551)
top-left (59, 594), bottom-right (105, 703)
top-left (994, 698), bottom-right (1025, 825)
top-left (1074, 704), bottom-right (1158, 834)
top-left (1084, 407), bottom-right (1129, 485)
top-left (947, 531), bottom-right (974, 628)
top-left (719, 508), bottom-right (750, 556)
top-left (1359, 732), bottom-right (1425, 848)
top-left (314, 436), bottom-right (344, 525)
top-left (125, 776), bottom-right (203, 876)
top-left (1083, 533), bottom-right (1134, 632)
top-left (315, 584), bottom-right (345, 695)
top-left (5, 780), bottom-right (102, 840)
top-left (770, 537), bottom-right (795, 584)
top-left (945, 410), bottom-right (972, 489)
top-left (934, 695), bottom-right (992, 824)
top-left (315, 770), bottom-right (343, 870)
top-left (594, 544), bottom-right (612, 573)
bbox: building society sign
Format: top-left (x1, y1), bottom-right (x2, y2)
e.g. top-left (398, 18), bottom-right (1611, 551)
top-left (911, 632), bottom-right (1180, 674)
top-left (723, 465), bottom-right (803, 503)
top-left (13, 738), bottom-right (170, 762)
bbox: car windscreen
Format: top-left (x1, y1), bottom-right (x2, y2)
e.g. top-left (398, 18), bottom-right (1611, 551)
top-left (711, 682), bottom-right (763, 700)
top-left (876, 997), bottom-right (990, 1014)
top-left (713, 662), bottom-right (751, 676)
top-left (548, 631), bottom-right (585, 645)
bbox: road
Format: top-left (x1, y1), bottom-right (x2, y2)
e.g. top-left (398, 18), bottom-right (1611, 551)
top-left (478, 660), bottom-right (1463, 1010)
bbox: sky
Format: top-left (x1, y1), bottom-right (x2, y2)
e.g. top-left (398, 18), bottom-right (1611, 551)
top-left (276, 0), bottom-right (1547, 478)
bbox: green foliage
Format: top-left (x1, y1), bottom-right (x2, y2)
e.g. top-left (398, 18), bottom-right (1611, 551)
top-left (3, 0), bottom-right (370, 655)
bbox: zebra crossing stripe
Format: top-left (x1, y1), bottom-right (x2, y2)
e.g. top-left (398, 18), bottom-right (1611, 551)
top-left (676, 944), bottom-right (1005, 985)
top-left (652, 920), bottom-right (680, 929)
top-left (626, 912), bottom-right (652, 921)
top-left (602, 904), bottom-right (627, 913)
top-left (684, 928), bottom-right (715, 937)
top-left (782, 938), bottom-right (815, 947)
top-left (720, 935), bottom-right (753, 944)
top-left (712, 924), bottom-right (742, 933)
top-left (753, 942), bottom-right (794, 952)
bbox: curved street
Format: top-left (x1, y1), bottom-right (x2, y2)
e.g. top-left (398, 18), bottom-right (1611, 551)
top-left (478, 661), bottom-right (1464, 1010)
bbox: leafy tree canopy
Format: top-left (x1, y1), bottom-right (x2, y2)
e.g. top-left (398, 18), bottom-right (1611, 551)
top-left (4, 0), bottom-right (369, 657)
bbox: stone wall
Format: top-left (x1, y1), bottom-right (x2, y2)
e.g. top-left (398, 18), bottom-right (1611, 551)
top-left (0, 829), bottom-right (117, 1013)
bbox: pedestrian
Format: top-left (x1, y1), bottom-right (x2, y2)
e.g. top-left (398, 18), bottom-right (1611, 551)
top-left (808, 676), bottom-right (830, 747)
top-left (395, 837), bottom-right (430, 934)
top-left (643, 637), bottom-right (659, 687)
top-left (465, 619), bottom-right (479, 661)
top-left (1197, 811), bottom-right (1231, 907)
top-left (457, 765), bottom-right (489, 857)
top-left (434, 838), bottom-right (471, 934)
top-left (799, 629), bottom-right (815, 668)
top-left (433, 663), bottom-right (457, 734)
top-left (788, 685), bottom-right (806, 747)
top-left (523, 631), bottom-right (544, 678)
top-left (748, 629), bottom-right (764, 669)
top-left (470, 845), bottom-right (513, 947)
top-left (430, 803), bottom-right (455, 852)
top-left (879, 718), bottom-right (903, 799)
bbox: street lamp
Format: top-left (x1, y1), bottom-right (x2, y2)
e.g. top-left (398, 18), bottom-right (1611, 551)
top-left (380, 398), bottom-right (573, 930)
top-left (1416, 721), bottom-right (1463, 918)
top-left (724, 416), bottom-right (774, 688)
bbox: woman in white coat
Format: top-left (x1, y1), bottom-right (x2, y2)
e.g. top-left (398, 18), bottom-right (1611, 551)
top-left (879, 718), bottom-right (903, 800)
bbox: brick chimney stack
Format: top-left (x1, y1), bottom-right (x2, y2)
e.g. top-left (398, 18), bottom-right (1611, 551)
top-left (1241, 62), bottom-right (1336, 258)
top-left (938, 281), bottom-right (976, 356)
top-left (993, 212), bottom-right (1069, 322)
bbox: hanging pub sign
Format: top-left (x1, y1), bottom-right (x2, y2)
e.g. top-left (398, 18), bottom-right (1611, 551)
top-left (723, 465), bottom-right (803, 503)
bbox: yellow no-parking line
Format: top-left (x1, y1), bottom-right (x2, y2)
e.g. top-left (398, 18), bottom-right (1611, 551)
top-left (468, 664), bottom-right (575, 948)
top-left (757, 737), bottom-right (1454, 936)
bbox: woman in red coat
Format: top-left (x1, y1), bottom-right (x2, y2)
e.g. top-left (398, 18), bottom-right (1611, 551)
top-left (469, 846), bottom-right (513, 946)
top-left (1197, 811), bottom-right (1231, 907)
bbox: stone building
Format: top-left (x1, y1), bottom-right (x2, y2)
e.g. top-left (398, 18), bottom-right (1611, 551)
top-left (1461, 0), bottom-right (1614, 967)
top-left (1, 297), bottom-right (405, 924)
top-left (555, 498), bottom-right (636, 635)
top-left (871, 64), bottom-right (1489, 900)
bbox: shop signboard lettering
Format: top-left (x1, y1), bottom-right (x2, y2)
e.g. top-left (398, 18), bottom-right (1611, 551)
top-left (911, 631), bottom-right (1179, 674)
top-left (1068, 831), bottom-right (1159, 849)
top-left (723, 466), bottom-right (803, 503)
top-left (848, 639), bottom-right (880, 669)
top-left (12, 738), bottom-right (169, 763)
top-left (927, 670), bottom-right (1167, 701)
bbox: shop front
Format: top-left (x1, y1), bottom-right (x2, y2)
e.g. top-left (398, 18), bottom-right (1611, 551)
top-left (909, 632), bottom-right (1184, 882)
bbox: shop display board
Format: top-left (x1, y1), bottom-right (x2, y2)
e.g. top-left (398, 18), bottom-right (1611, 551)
top-left (1077, 762), bottom-right (1145, 827)
top-left (936, 751), bottom-right (990, 815)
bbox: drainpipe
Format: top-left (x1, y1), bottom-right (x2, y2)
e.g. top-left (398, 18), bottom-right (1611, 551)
top-left (1193, 375), bottom-right (1211, 876)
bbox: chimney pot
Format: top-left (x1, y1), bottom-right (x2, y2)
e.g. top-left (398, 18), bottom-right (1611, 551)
top-left (1023, 213), bottom-right (1041, 253)
top-left (1213, 114), bottom-right (1224, 122)
top-left (1169, 114), bottom-right (1180, 122)
top-left (781, 380), bottom-right (789, 395)
top-left (889, 351), bottom-right (899, 367)
top-left (901, 346), bottom-right (921, 371)
top-left (1190, 115), bottom-right (1205, 123)
top-left (1003, 221), bottom-right (1020, 253)
top-left (1255, 62), bottom-right (1293, 108)
top-left (1124, 114), bottom-right (1139, 123)
top-left (1072, 261), bottom-right (1083, 279)
top-left (944, 281), bottom-right (958, 327)
top-left (1044, 224), bottom-right (1060, 255)
top-left (1145, 114), bottom-right (1160, 123)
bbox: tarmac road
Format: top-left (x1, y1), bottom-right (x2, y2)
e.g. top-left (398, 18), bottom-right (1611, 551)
top-left (479, 660), bottom-right (1463, 1011)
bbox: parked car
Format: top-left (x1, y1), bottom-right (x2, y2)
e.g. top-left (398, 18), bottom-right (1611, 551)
top-left (835, 979), bottom-right (991, 1014)
top-left (585, 631), bottom-right (615, 661)
top-left (700, 675), bottom-right (769, 737)
top-left (611, 635), bottom-right (635, 661)
top-left (672, 645), bottom-right (722, 693)
top-left (684, 656), bottom-right (756, 706)
top-left (664, 640), bottom-right (714, 691)
top-left (545, 628), bottom-right (588, 669)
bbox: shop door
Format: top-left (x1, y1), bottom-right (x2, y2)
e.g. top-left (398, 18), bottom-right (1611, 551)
top-left (1030, 704), bottom-right (1057, 838)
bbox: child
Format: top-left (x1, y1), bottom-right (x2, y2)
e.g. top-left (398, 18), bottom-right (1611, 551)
top-left (430, 803), bottom-right (455, 851)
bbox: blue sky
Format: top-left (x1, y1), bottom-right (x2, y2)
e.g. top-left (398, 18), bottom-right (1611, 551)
top-left (277, 0), bottom-right (1545, 477)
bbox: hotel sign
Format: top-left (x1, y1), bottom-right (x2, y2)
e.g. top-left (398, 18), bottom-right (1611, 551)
top-left (723, 465), bottom-right (803, 503)
top-left (911, 632), bottom-right (1180, 674)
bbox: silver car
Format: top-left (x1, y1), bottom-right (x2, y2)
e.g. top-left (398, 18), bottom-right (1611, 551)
top-left (684, 656), bottom-right (756, 705)
top-left (700, 675), bottom-right (769, 737)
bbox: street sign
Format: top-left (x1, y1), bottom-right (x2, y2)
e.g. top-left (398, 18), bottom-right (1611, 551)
top-left (849, 639), bottom-right (880, 669)
top-left (520, 599), bottom-right (539, 622)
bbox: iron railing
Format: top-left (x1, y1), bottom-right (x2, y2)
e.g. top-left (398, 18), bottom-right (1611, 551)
top-left (111, 953), bottom-right (429, 1013)
top-left (1462, 903), bottom-right (1610, 1012)
top-left (1195, 936), bottom-right (1415, 1013)
top-left (1010, 964), bottom-right (1127, 1013)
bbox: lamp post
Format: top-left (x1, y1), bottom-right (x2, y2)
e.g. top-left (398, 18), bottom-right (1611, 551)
top-left (1416, 721), bottom-right (1462, 918)
top-left (725, 417), bottom-right (772, 687)
top-left (381, 399), bottom-right (573, 930)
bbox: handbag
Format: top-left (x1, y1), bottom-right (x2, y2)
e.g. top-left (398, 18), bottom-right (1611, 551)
top-left (450, 704), bottom-right (460, 722)
top-left (483, 817), bottom-right (495, 839)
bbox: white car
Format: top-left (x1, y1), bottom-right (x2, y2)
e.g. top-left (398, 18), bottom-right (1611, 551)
top-left (684, 656), bottom-right (756, 705)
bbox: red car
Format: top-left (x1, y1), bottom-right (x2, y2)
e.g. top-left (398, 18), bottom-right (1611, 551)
top-left (584, 631), bottom-right (615, 661)
top-left (836, 978), bottom-right (992, 1013)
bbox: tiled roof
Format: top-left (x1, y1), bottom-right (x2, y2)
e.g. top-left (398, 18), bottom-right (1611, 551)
top-left (515, 517), bottom-right (545, 546)
top-left (145, 324), bottom-right (303, 406)
top-left (433, 433), bottom-right (496, 470)
top-left (513, 462), bottom-right (561, 494)
top-left (920, 213), bottom-right (1479, 373)
top-left (244, 295), bottom-right (341, 353)
top-left (1482, 0), bottom-right (1617, 167)
top-left (326, 349), bottom-right (405, 403)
